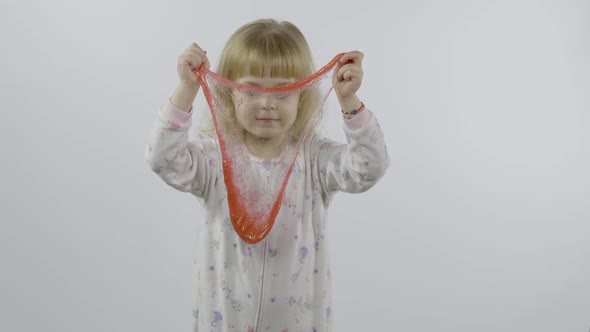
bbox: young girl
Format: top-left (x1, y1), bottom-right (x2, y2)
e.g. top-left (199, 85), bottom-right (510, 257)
top-left (145, 19), bottom-right (389, 332)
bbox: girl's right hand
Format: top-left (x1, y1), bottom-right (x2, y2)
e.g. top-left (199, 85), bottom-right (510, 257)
top-left (177, 43), bottom-right (210, 88)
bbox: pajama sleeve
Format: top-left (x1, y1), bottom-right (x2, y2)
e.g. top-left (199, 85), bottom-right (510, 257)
top-left (144, 100), bottom-right (217, 198)
top-left (311, 109), bottom-right (390, 196)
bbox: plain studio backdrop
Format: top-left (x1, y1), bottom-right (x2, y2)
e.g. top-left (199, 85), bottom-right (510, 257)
top-left (1, 0), bottom-right (589, 331)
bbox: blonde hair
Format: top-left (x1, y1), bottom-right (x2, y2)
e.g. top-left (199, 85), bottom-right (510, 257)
top-left (200, 19), bottom-right (321, 139)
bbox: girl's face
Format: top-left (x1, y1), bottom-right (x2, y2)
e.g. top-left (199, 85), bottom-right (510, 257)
top-left (233, 74), bottom-right (300, 143)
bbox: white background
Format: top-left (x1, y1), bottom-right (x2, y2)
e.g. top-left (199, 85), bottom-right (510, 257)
top-left (2, 0), bottom-right (589, 331)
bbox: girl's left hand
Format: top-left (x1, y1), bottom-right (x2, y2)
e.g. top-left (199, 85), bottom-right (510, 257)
top-left (334, 51), bottom-right (364, 101)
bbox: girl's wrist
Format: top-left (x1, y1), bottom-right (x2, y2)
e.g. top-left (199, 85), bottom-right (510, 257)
top-left (342, 102), bottom-right (365, 120)
top-left (338, 95), bottom-right (362, 113)
top-left (178, 80), bottom-right (200, 91)
top-left (339, 95), bottom-right (363, 119)
top-left (170, 83), bottom-right (199, 112)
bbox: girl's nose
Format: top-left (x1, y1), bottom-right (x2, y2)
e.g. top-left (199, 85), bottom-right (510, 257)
top-left (261, 95), bottom-right (276, 110)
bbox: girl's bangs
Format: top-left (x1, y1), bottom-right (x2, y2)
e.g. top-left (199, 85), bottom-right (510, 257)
top-left (233, 44), bottom-right (309, 80)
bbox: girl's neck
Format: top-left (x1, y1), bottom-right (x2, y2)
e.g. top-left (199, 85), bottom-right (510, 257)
top-left (243, 133), bottom-right (289, 161)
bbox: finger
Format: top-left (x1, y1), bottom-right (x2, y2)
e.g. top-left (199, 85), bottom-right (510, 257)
top-left (189, 42), bottom-right (204, 52)
top-left (194, 55), bottom-right (205, 69)
top-left (336, 64), bottom-right (350, 81)
top-left (178, 54), bottom-right (195, 68)
top-left (339, 50), bottom-right (364, 64)
top-left (343, 70), bottom-right (360, 81)
top-left (337, 63), bottom-right (358, 73)
top-left (180, 54), bottom-right (202, 70)
top-left (185, 48), bottom-right (206, 60)
top-left (337, 64), bottom-right (362, 81)
top-left (343, 70), bottom-right (355, 81)
top-left (335, 67), bottom-right (346, 82)
top-left (187, 46), bottom-right (207, 55)
top-left (187, 49), bottom-right (209, 68)
top-left (338, 68), bottom-right (352, 82)
top-left (197, 51), bottom-right (209, 68)
top-left (342, 69), bottom-right (364, 82)
top-left (338, 62), bottom-right (363, 75)
top-left (186, 44), bottom-right (207, 62)
top-left (185, 44), bottom-right (198, 53)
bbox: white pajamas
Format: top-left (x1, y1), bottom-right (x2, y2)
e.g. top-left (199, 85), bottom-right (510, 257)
top-left (145, 100), bottom-right (389, 331)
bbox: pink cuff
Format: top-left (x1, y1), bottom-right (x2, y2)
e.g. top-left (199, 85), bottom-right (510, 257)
top-left (161, 99), bottom-right (193, 124)
top-left (343, 109), bottom-right (371, 131)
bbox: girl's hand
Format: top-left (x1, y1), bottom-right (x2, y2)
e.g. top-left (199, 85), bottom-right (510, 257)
top-left (334, 51), bottom-right (364, 102)
top-left (177, 43), bottom-right (210, 88)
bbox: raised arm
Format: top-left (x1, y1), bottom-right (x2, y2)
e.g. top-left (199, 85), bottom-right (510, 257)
top-left (145, 100), bottom-right (218, 198)
top-left (145, 43), bottom-right (216, 197)
top-left (312, 109), bottom-right (389, 196)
